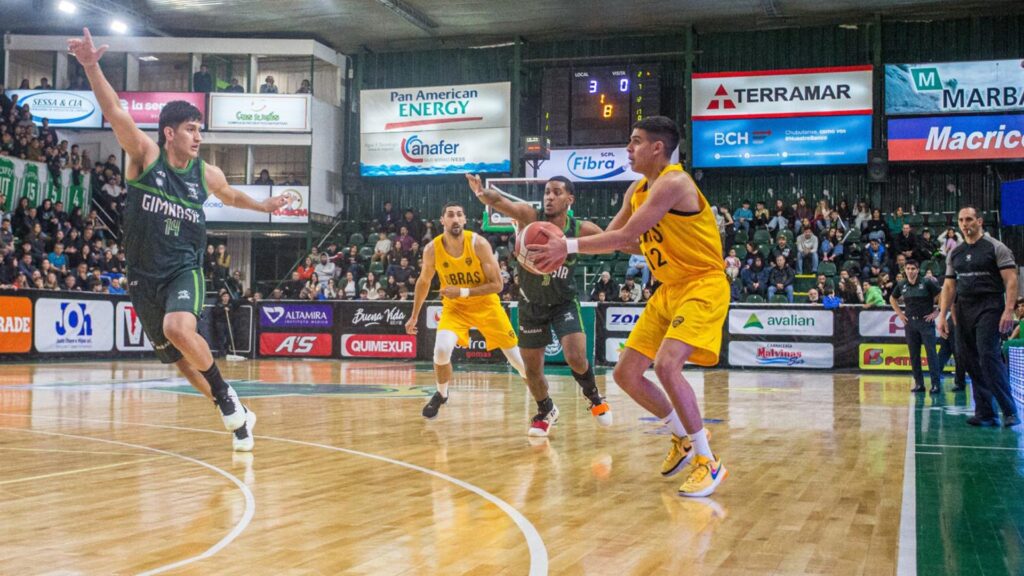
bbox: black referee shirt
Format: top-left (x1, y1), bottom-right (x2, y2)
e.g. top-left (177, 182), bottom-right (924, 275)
top-left (945, 235), bottom-right (1016, 298)
top-left (895, 278), bottom-right (940, 318)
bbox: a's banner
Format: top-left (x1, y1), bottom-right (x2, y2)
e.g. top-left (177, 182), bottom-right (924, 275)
top-left (885, 60), bottom-right (1024, 116)
top-left (109, 92), bottom-right (207, 129)
top-left (208, 93), bottom-right (311, 132)
top-left (4, 90), bottom-right (103, 128)
top-left (360, 82), bottom-right (511, 176)
top-left (887, 114), bottom-right (1024, 162)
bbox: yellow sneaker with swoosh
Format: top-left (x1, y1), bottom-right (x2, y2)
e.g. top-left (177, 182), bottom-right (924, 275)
top-left (660, 428), bottom-right (711, 477)
top-left (678, 454), bottom-right (727, 498)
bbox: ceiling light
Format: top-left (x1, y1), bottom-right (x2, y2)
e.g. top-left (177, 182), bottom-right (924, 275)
top-left (58, 1), bottom-right (77, 14)
top-left (110, 19), bottom-right (128, 34)
top-left (138, 55), bottom-right (159, 61)
top-left (839, 24), bottom-right (859, 30)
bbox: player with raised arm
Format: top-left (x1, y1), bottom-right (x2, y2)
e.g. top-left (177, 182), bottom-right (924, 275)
top-left (406, 202), bottom-right (528, 419)
top-left (528, 116), bottom-right (729, 497)
top-left (467, 174), bottom-right (611, 436)
top-left (68, 28), bottom-right (289, 451)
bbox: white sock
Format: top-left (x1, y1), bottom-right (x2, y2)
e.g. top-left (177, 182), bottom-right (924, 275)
top-left (437, 382), bottom-right (449, 398)
top-left (664, 410), bottom-right (687, 437)
top-left (690, 429), bottom-right (713, 458)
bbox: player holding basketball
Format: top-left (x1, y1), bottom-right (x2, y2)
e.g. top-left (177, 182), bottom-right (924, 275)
top-left (465, 174), bottom-right (611, 436)
top-left (406, 202), bottom-right (528, 419)
top-left (68, 29), bottom-right (287, 451)
top-left (529, 116), bottom-right (729, 497)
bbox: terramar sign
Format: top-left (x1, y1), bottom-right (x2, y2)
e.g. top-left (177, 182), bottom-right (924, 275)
top-left (360, 82), bottom-right (511, 176)
top-left (886, 60), bottom-right (1024, 115)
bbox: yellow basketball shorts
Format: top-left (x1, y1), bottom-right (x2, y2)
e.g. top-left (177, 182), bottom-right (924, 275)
top-left (625, 274), bottom-right (730, 366)
top-left (437, 300), bottom-right (518, 350)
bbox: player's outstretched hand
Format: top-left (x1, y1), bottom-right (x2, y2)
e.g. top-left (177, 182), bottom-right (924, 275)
top-left (405, 317), bottom-right (418, 335)
top-left (465, 174), bottom-right (484, 197)
top-left (263, 194), bottom-right (291, 213)
top-left (527, 227), bottom-right (567, 272)
top-left (67, 28), bottom-right (108, 66)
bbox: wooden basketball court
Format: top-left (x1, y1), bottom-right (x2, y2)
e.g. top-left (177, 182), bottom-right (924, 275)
top-left (2, 359), bottom-right (1014, 575)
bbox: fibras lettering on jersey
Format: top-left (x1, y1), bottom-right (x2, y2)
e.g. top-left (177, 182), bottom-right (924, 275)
top-left (433, 230), bottom-right (502, 307)
top-left (124, 150), bottom-right (208, 280)
top-left (630, 163), bottom-right (724, 285)
top-left (517, 211), bottom-right (579, 306)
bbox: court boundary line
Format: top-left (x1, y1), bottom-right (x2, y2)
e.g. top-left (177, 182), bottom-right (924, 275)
top-left (917, 442), bottom-right (1024, 452)
top-left (897, 396), bottom-right (917, 576)
top-left (0, 412), bottom-right (549, 576)
top-left (0, 425), bottom-right (255, 576)
top-left (0, 455), bottom-right (166, 486)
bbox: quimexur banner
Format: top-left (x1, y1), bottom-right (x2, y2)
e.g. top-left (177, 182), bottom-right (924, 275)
top-left (531, 146), bottom-right (679, 182)
top-left (887, 114), bottom-right (1024, 161)
top-left (0, 156), bottom-right (91, 213)
top-left (691, 65), bottom-right (873, 167)
top-left (885, 60), bottom-right (1024, 116)
top-left (4, 90), bottom-right (102, 128)
top-left (208, 93), bottom-right (311, 132)
top-left (108, 92), bottom-right (207, 129)
top-left (359, 82), bottom-right (511, 176)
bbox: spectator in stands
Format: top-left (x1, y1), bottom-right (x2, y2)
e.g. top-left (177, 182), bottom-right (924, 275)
top-left (281, 172), bottom-right (302, 185)
top-left (616, 286), bottom-right (633, 303)
top-left (296, 256), bottom-right (315, 280)
top-left (724, 248), bottom-right (741, 281)
top-left (767, 255), bottom-right (795, 303)
top-left (421, 220), bottom-right (436, 244)
top-left (853, 201), bottom-right (871, 231)
top-left (386, 256), bottom-right (414, 288)
top-left (916, 228), bottom-right (939, 261)
top-left (767, 205), bottom-right (788, 234)
top-left (770, 235), bottom-right (794, 266)
top-left (339, 271), bottom-right (358, 299)
top-left (47, 243), bottom-right (67, 273)
top-left (0, 218), bottom-right (12, 247)
top-left (259, 76), bottom-right (279, 94)
top-left (214, 244), bottom-right (231, 283)
top-left (820, 228), bottom-right (844, 266)
top-left (400, 209), bottom-right (424, 241)
top-left (17, 79), bottom-right (29, 89)
top-left (210, 290), bottom-right (238, 356)
top-left (393, 225), bottom-right (414, 255)
top-left (878, 272), bottom-right (895, 301)
top-left (807, 287), bottom-right (821, 305)
top-left (815, 273), bottom-right (835, 295)
top-left (641, 287), bottom-right (653, 303)
top-left (384, 275), bottom-right (400, 299)
top-left (838, 270), bottom-right (863, 304)
top-left (372, 231), bottom-right (392, 265)
top-left (894, 223), bottom-right (918, 264)
top-left (863, 279), bottom-right (885, 308)
top-left (101, 173), bottom-right (125, 207)
top-left (741, 255), bottom-right (768, 298)
top-left (344, 254), bottom-right (366, 282)
top-left (626, 253), bottom-right (650, 287)
top-left (297, 79), bottom-right (312, 94)
top-left (303, 272), bottom-right (321, 298)
top-left (720, 206), bottom-right (736, 253)
top-left (319, 278), bottom-right (338, 300)
top-left (863, 208), bottom-right (888, 243)
top-left (108, 277), bottom-right (125, 295)
top-left (823, 210), bottom-right (847, 234)
top-left (314, 253), bottom-right (336, 286)
top-left (795, 226), bottom-right (818, 274)
top-left (224, 78), bottom-right (244, 93)
top-left (225, 270), bottom-right (244, 298)
top-left (34, 77), bottom-right (52, 90)
top-left (378, 200), bottom-right (398, 232)
top-left (622, 277), bottom-right (642, 302)
top-left (894, 253), bottom-right (908, 278)
top-left (254, 169), bottom-right (274, 185)
top-left (837, 200), bottom-right (852, 222)
top-left (62, 273), bottom-right (78, 291)
top-left (886, 206), bottom-right (907, 238)
top-left (363, 271), bottom-right (382, 300)
top-left (192, 65), bottom-right (213, 93)
top-left (862, 238), bottom-right (888, 280)
top-left (269, 288), bottom-right (284, 300)
top-left (733, 200), bottom-right (753, 233)
top-left (940, 227), bottom-right (961, 257)
top-left (590, 270), bottom-right (616, 301)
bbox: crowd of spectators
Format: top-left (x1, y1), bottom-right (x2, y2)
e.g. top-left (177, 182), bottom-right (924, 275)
top-left (192, 66), bottom-right (313, 95)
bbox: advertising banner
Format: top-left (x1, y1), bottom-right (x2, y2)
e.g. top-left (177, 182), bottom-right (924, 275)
top-left (34, 298), bottom-right (114, 352)
top-left (269, 186), bottom-right (310, 224)
top-left (729, 308), bottom-right (834, 336)
top-left (108, 92), bottom-right (207, 129)
top-left (692, 115), bottom-right (872, 167)
top-left (728, 341), bottom-right (834, 369)
top-left (203, 185), bottom-right (271, 223)
top-left (604, 337), bottom-right (628, 364)
top-left (5, 90), bottom-right (102, 127)
top-left (859, 310), bottom-right (907, 338)
top-left (0, 157), bottom-right (83, 212)
top-left (885, 60), bottom-right (1024, 115)
top-left (887, 114), bottom-right (1024, 162)
top-left (530, 147), bottom-right (678, 182)
top-left (692, 66), bottom-right (873, 120)
top-left (115, 302), bottom-right (153, 352)
top-left (209, 93), bottom-right (311, 132)
top-left (859, 343), bottom-right (953, 372)
top-left (604, 306), bottom-right (645, 332)
top-left (0, 296), bottom-right (33, 354)
top-left (338, 303), bottom-right (411, 332)
top-left (340, 334), bottom-right (417, 359)
top-left (360, 82), bottom-right (511, 176)
top-left (259, 333), bottom-right (332, 357)
top-left (259, 303), bottom-right (333, 330)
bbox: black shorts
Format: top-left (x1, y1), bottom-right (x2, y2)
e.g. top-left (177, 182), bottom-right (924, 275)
top-left (128, 268), bottom-right (205, 364)
top-left (518, 299), bottom-right (584, 349)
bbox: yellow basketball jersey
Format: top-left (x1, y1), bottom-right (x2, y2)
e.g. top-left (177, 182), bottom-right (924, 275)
top-left (630, 164), bottom-right (724, 286)
top-left (432, 231), bottom-right (501, 307)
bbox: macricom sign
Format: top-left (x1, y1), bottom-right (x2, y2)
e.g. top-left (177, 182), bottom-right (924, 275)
top-left (888, 114), bottom-right (1024, 161)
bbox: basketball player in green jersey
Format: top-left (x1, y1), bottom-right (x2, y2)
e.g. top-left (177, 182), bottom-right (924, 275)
top-left (466, 174), bottom-right (611, 437)
top-left (69, 28), bottom-right (288, 451)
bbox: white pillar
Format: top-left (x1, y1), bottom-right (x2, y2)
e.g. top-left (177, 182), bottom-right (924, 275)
top-left (125, 54), bottom-right (139, 90)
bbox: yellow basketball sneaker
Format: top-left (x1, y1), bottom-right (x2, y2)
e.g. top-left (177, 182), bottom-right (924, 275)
top-left (678, 454), bottom-right (727, 498)
top-left (660, 428), bottom-right (710, 477)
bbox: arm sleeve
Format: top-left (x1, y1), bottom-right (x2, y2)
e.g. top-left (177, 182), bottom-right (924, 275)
top-left (945, 250), bottom-right (956, 279)
top-left (993, 239), bottom-right (1017, 269)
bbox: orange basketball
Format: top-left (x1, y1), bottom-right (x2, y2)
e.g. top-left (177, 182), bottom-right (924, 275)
top-left (514, 221), bottom-right (565, 275)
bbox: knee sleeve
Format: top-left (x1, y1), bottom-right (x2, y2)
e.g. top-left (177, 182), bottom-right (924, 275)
top-left (433, 330), bottom-right (458, 365)
top-left (502, 346), bottom-right (527, 378)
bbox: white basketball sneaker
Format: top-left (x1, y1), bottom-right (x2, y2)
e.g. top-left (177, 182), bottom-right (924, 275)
top-left (216, 385), bottom-right (247, 431)
top-left (233, 409), bottom-right (256, 452)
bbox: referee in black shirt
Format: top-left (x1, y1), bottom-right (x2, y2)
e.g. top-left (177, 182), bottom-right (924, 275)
top-left (937, 206), bottom-right (1020, 427)
top-left (890, 260), bottom-right (942, 394)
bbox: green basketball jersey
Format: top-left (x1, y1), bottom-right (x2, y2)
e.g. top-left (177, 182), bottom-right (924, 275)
top-left (124, 151), bottom-right (208, 280)
top-left (518, 213), bottom-right (579, 306)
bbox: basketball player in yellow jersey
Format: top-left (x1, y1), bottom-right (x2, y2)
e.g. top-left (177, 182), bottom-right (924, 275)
top-left (406, 202), bottom-right (527, 419)
top-left (529, 116), bottom-right (729, 497)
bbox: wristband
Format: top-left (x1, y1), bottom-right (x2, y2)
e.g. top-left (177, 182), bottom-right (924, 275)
top-left (566, 238), bottom-right (579, 255)
top-left (460, 288), bottom-right (470, 298)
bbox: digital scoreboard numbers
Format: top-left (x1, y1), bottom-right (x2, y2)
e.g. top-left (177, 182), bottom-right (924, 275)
top-left (542, 64), bottom-right (660, 147)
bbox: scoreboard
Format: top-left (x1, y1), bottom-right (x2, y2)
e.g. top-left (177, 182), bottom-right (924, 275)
top-left (541, 64), bottom-right (660, 147)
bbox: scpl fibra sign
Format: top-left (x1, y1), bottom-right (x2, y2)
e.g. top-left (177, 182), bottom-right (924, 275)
top-left (533, 147), bottom-right (679, 182)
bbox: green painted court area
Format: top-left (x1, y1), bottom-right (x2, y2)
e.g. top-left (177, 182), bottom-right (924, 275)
top-left (912, 393), bottom-right (1024, 576)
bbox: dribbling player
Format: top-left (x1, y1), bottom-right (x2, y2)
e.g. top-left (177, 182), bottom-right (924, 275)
top-left (68, 28), bottom-right (289, 450)
top-left (406, 202), bottom-right (528, 418)
top-left (529, 116), bottom-right (729, 497)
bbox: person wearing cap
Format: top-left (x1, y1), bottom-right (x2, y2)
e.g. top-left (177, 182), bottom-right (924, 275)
top-left (890, 259), bottom-right (943, 394)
